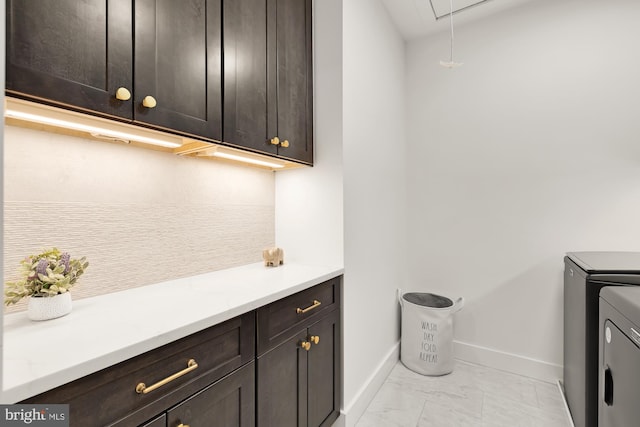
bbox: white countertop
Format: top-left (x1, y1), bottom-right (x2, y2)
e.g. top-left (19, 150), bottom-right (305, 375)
top-left (1, 262), bottom-right (344, 403)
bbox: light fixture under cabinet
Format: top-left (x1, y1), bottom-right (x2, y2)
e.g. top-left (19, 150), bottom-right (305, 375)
top-left (4, 98), bottom-right (182, 148)
top-left (4, 97), bottom-right (302, 170)
top-left (196, 147), bottom-right (285, 169)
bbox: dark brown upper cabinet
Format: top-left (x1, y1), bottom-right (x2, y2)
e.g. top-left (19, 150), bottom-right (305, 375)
top-left (7, 0), bottom-right (311, 165)
top-left (6, 0), bottom-right (222, 142)
top-left (223, 0), bottom-right (313, 165)
top-left (134, 0), bottom-right (222, 140)
top-left (6, 0), bottom-right (134, 120)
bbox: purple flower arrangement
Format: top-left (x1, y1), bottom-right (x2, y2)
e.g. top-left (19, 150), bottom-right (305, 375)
top-left (5, 248), bottom-right (89, 306)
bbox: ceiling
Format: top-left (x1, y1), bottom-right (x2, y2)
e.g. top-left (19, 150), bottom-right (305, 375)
top-left (429, 0), bottom-right (494, 19)
top-left (380, 0), bottom-right (535, 40)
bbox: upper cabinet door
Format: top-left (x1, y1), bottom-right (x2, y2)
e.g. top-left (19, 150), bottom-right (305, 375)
top-left (223, 0), bottom-right (275, 156)
top-left (6, 0), bottom-right (133, 120)
top-left (271, 0), bottom-right (313, 164)
top-left (224, 0), bottom-right (313, 164)
top-left (134, 0), bottom-right (222, 141)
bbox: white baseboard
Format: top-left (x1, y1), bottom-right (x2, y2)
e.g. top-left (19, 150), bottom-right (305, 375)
top-left (341, 342), bottom-right (400, 427)
top-left (557, 380), bottom-right (576, 427)
top-left (453, 340), bottom-right (563, 383)
top-left (331, 413), bottom-right (346, 427)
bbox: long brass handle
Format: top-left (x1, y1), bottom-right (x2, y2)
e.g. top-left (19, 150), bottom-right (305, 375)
top-left (270, 136), bottom-right (280, 145)
top-left (115, 87), bottom-right (131, 101)
top-left (300, 341), bottom-right (311, 351)
top-left (296, 299), bottom-right (321, 314)
top-left (142, 95), bottom-right (157, 108)
top-left (280, 139), bottom-right (290, 148)
top-left (135, 359), bottom-right (198, 394)
top-left (310, 335), bottom-right (320, 345)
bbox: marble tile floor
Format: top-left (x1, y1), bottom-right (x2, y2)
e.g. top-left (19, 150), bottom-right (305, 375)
top-left (355, 360), bottom-right (573, 427)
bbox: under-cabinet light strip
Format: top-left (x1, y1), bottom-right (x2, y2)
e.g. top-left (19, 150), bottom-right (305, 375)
top-left (5, 98), bottom-right (293, 169)
top-left (211, 151), bottom-right (285, 168)
top-left (4, 109), bottom-right (182, 149)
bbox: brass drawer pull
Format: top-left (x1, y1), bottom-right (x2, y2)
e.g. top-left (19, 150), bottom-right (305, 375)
top-left (135, 359), bottom-right (198, 394)
top-left (300, 341), bottom-right (311, 351)
top-left (296, 299), bottom-right (321, 314)
top-left (310, 335), bottom-right (320, 345)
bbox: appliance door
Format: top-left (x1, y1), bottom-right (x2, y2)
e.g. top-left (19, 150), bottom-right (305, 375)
top-left (600, 320), bottom-right (640, 427)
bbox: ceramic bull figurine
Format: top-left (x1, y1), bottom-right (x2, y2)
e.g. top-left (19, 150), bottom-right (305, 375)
top-left (263, 247), bottom-right (284, 267)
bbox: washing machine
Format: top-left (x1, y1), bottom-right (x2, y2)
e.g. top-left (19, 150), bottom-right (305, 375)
top-left (563, 252), bottom-right (640, 427)
top-left (599, 286), bottom-right (640, 427)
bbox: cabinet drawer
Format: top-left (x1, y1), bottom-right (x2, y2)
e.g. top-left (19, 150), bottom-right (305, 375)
top-left (23, 311), bottom-right (255, 427)
top-left (257, 276), bottom-right (341, 354)
top-left (168, 361), bottom-right (255, 427)
top-left (139, 414), bottom-right (165, 427)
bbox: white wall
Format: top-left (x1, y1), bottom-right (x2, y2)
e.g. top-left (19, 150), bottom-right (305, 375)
top-left (342, 0), bottom-right (407, 423)
top-left (275, 0), bottom-right (344, 268)
top-left (3, 126), bottom-right (275, 313)
top-left (277, 1), bottom-right (407, 425)
top-left (406, 0), bottom-right (640, 380)
top-left (275, 0), bottom-right (347, 418)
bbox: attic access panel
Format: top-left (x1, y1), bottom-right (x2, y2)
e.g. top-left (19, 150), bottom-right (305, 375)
top-left (429, 0), bottom-right (491, 19)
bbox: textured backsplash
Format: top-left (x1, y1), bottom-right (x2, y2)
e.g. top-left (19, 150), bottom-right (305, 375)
top-left (4, 125), bottom-right (275, 313)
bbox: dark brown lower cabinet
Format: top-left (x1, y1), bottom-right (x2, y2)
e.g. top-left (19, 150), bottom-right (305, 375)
top-left (307, 314), bottom-right (340, 427)
top-left (140, 414), bottom-right (166, 427)
top-left (136, 363), bottom-right (254, 427)
top-left (257, 310), bottom-right (341, 427)
top-left (165, 362), bottom-right (255, 427)
top-left (22, 312), bottom-right (255, 427)
top-left (19, 277), bottom-right (342, 427)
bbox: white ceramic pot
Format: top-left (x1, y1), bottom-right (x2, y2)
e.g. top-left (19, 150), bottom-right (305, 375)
top-left (27, 292), bottom-right (73, 321)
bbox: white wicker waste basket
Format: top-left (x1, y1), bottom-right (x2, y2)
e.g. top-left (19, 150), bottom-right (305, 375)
top-left (398, 291), bottom-right (464, 376)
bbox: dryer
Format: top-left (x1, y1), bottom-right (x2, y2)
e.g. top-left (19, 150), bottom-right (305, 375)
top-left (599, 286), bottom-right (640, 427)
top-left (563, 252), bottom-right (640, 427)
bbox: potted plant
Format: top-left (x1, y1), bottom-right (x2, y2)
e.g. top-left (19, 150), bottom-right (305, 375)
top-left (5, 248), bottom-right (89, 320)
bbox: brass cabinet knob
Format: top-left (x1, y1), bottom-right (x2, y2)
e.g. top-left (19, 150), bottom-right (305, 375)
top-left (300, 341), bottom-right (311, 351)
top-left (177, 424), bottom-right (190, 427)
top-left (115, 87), bottom-right (131, 101)
top-left (142, 95), bottom-right (157, 108)
top-left (280, 139), bottom-right (290, 148)
top-left (310, 335), bottom-right (320, 345)
top-left (270, 136), bottom-right (280, 146)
